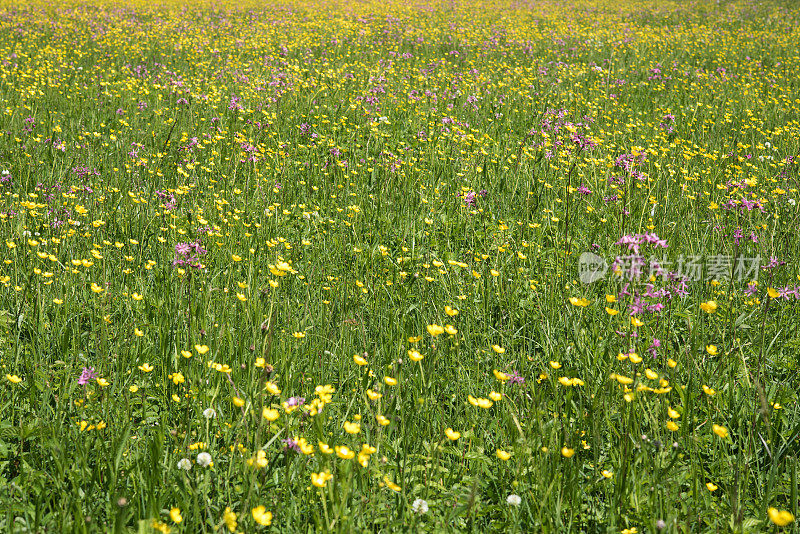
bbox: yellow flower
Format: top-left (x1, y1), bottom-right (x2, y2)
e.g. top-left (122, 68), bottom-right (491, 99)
top-left (561, 447), bottom-right (575, 458)
top-left (383, 475), bottom-right (401, 492)
top-left (384, 376), bottom-right (397, 386)
top-left (248, 450), bottom-right (268, 468)
top-left (444, 306), bottom-right (459, 316)
top-left (712, 424), bottom-right (729, 439)
top-left (5, 374), bottom-right (22, 384)
top-left (366, 389), bottom-right (382, 401)
top-left (667, 407), bottom-right (680, 419)
top-left (138, 363), bottom-right (153, 373)
top-left (569, 297), bottom-right (590, 306)
top-left (318, 442), bottom-right (333, 454)
top-left (767, 508), bottom-right (795, 526)
top-left (292, 331), bottom-right (306, 338)
top-left (223, 507), bottom-right (237, 532)
top-left (699, 300), bottom-right (718, 313)
top-left (491, 344), bottom-right (505, 354)
top-left (262, 407), bottom-right (279, 421)
top-left (297, 437), bottom-right (314, 455)
top-left (194, 344), bottom-right (210, 355)
top-left (666, 421), bottom-right (679, 432)
top-left (129, 385), bottom-right (139, 393)
top-left (489, 391), bottom-right (502, 401)
top-left (767, 287), bottom-right (781, 299)
top-left (376, 414), bottom-right (390, 426)
top-left (496, 449), bottom-right (511, 460)
top-left (96, 378), bottom-right (109, 387)
top-left (343, 421), bottom-right (361, 434)
top-left (644, 368), bottom-right (658, 380)
top-left (134, 328), bottom-right (144, 337)
top-left (605, 307), bottom-right (619, 315)
top-left (631, 317), bottom-right (644, 327)
top-left (601, 470), bottom-right (613, 479)
top-left (232, 397), bottom-right (245, 408)
top-left (444, 324), bottom-right (457, 335)
top-left (549, 361), bottom-right (561, 369)
top-left (408, 350), bottom-right (423, 362)
top-left (265, 382), bottom-right (281, 395)
top-left (706, 482), bottom-right (718, 492)
top-left (467, 395), bottom-right (493, 409)
top-left (445, 428), bottom-right (461, 440)
top-left (614, 374), bottom-right (633, 385)
top-left (169, 507), bottom-right (182, 524)
top-left (251, 506), bottom-right (272, 526)
top-left (426, 324), bottom-right (444, 336)
top-left (231, 254), bottom-right (242, 262)
top-left (335, 446), bottom-right (355, 459)
top-left (606, 294), bottom-right (617, 303)
top-left (702, 385), bottom-right (716, 396)
top-left (493, 369), bottom-right (509, 382)
top-left (706, 345), bottom-right (718, 355)
top-left (667, 358), bottom-right (677, 368)
top-left (353, 354), bottom-right (368, 366)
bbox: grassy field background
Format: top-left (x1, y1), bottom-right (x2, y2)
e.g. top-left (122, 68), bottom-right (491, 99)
top-left (0, 0), bottom-right (799, 531)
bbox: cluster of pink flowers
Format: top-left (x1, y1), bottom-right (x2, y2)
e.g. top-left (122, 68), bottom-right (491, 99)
top-left (172, 240), bottom-right (207, 269)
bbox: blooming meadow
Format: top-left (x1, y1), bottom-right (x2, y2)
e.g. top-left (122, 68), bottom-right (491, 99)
top-left (0, 0), bottom-right (799, 531)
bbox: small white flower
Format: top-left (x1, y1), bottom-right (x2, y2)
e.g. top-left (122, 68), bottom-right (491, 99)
top-left (411, 498), bottom-right (429, 514)
top-left (789, 199), bottom-right (796, 206)
top-left (196, 452), bottom-right (212, 467)
top-left (177, 458), bottom-right (192, 471)
top-left (203, 407), bottom-right (217, 419)
top-left (507, 494), bottom-right (522, 506)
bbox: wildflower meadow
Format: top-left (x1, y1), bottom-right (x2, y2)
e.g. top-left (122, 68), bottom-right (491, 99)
top-left (1, 0), bottom-right (799, 531)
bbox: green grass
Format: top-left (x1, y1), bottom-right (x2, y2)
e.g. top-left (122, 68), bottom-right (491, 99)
top-left (0, 0), bottom-right (799, 532)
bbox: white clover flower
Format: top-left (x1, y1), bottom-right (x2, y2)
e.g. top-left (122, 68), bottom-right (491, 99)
top-left (203, 407), bottom-right (217, 419)
top-left (507, 494), bottom-right (522, 506)
top-left (196, 452), bottom-right (212, 467)
top-left (411, 498), bottom-right (429, 514)
top-left (177, 458), bottom-right (192, 471)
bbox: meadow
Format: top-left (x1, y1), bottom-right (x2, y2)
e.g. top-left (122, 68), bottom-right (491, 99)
top-left (0, 0), bottom-right (799, 531)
